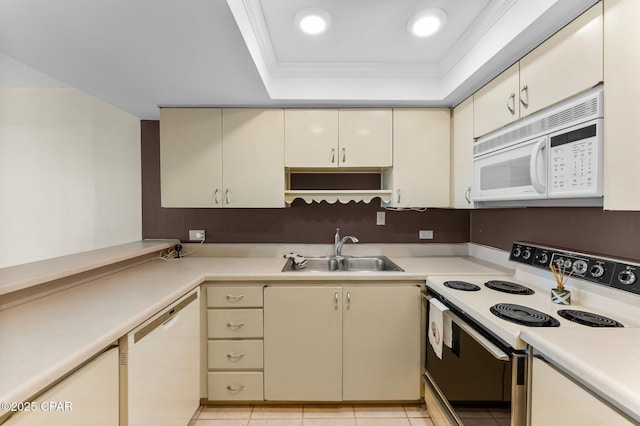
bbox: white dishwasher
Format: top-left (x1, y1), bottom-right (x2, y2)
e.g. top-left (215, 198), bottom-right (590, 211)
top-left (119, 288), bottom-right (200, 426)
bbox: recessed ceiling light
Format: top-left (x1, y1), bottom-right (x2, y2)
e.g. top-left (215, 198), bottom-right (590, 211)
top-left (408, 8), bottom-right (447, 38)
top-left (295, 8), bottom-right (331, 35)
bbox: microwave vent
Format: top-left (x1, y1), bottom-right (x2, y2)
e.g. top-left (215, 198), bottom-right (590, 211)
top-left (474, 88), bottom-right (601, 156)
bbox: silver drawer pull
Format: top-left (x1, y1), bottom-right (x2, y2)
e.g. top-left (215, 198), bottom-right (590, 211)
top-left (226, 352), bottom-right (245, 361)
top-left (226, 384), bottom-right (245, 393)
top-left (226, 322), bottom-right (245, 330)
top-left (225, 294), bottom-right (244, 303)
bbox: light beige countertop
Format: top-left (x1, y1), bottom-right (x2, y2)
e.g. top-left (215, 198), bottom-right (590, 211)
top-left (521, 328), bottom-right (640, 422)
top-left (0, 244), bottom-right (512, 408)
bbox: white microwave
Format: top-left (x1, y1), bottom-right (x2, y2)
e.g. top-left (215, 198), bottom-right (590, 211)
top-left (472, 86), bottom-right (604, 206)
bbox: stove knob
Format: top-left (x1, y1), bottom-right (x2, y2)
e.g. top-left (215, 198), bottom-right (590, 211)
top-left (618, 270), bottom-right (637, 285)
top-left (538, 253), bottom-right (549, 264)
top-left (564, 259), bottom-right (572, 269)
top-left (572, 260), bottom-right (588, 275)
top-left (555, 257), bottom-right (564, 267)
top-left (512, 247), bottom-right (522, 258)
top-left (589, 264), bottom-right (605, 278)
top-left (522, 249), bottom-right (532, 260)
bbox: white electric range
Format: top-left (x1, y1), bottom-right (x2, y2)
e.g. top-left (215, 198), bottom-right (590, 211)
top-left (423, 242), bottom-right (640, 426)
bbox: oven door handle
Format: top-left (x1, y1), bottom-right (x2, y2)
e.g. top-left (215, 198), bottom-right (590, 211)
top-left (446, 311), bottom-right (510, 361)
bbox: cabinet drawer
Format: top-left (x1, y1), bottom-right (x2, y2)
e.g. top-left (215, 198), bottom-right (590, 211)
top-left (208, 372), bottom-right (264, 401)
top-left (208, 309), bottom-right (263, 338)
top-left (208, 340), bottom-right (263, 370)
top-left (207, 286), bottom-right (263, 308)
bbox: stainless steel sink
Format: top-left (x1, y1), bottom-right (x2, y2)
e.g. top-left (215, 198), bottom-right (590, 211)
top-left (282, 255), bottom-right (403, 272)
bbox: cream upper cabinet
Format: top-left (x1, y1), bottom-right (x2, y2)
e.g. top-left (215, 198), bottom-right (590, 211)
top-left (384, 109), bottom-right (450, 208)
top-left (473, 63), bottom-right (520, 138)
top-left (338, 109), bottom-right (393, 167)
top-left (160, 108), bottom-right (223, 207)
top-left (263, 286), bottom-right (343, 401)
top-left (222, 109), bottom-right (285, 208)
top-left (473, 3), bottom-right (603, 138)
top-left (451, 97), bottom-right (474, 208)
top-left (530, 357), bottom-right (633, 426)
top-left (604, 0), bottom-right (640, 210)
top-left (263, 283), bottom-right (420, 402)
top-left (285, 108), bottom-right (392, 168)
top-left (160, 108), bottom-right (285, 208)
top-left (519, 2), bottom-right (603, 118)
top-left (342, 285), bottom-right (421, 401)
top-left (284, 109), bottom-right (339, 167)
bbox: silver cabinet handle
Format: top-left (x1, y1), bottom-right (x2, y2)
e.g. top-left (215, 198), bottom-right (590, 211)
top-left (214, 188), bottom-right (220, 205)
top-left (226, 322), bottom-right (245, 330)
top-left (342, 147), bottom-right (346, 163)
top-left (507, 92), bottom-right (516, 114)
top-left (226, 384), bottom-right (245, 393)
top-left (224, 188), bottom-right (230, 204)
top-left (331, 148), bottom-right (336, 163)
top-left (520, 84), bottom-right (529, 108)
top-left (465, 186), bottom-right (471, 204)
top-left (226, 352), bottom-right (245, 361)
top-left (397, 189), bottom-right (401, 204)
top-left (334, 292), bottom-right (339, 310)
top-left (346, 292), bottom-right (351, 310)
top-left (225, 294), bottom-right (244, 303)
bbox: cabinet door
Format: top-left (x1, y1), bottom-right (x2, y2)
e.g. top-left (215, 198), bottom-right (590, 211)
top-left (264, 286), bottom-right (342, 401)
top-left (222, 109), bottom-right (285, 207)
top-left (603, 0), bottom-right (640, 210)
top-left (338, 109), bottom-right (392, 167)
top-left (451, 97), bottom-right (474, 208)
top-left (530, 357), bottom-right (633, 426)
top-left (4, 348), bottom-right (118, 426)
top-left (520, 3), bottom-right (603, 118)
top-left (342, 285), bottom-right (421, 401)
top-left (160, 108), bottom-right (223, 207)
top-left (473, 63), bottom-right (520, 138)
top-left (285, 109), bottom-right (339, 167)
top-left (389, 109), bottom-right (450, 208)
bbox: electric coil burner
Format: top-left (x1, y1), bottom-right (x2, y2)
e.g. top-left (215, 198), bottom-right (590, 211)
top-left (490, 303), bottom-right (560, 327)
top-left (444, 281), bottom-right (481, 291)
top-left (557, 309), bottom-right (624, 327)
top-left (484, 280), bottom-right (535, 295)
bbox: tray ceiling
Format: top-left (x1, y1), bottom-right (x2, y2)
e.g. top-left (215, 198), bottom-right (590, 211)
top-left (0, 0), bottom-right (597, 118)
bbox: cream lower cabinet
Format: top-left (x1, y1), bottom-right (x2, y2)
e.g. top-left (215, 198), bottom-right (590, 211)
top-left (160, 108), bottom-right (284, 208)
top-left (206, 284), bottom-right (265, 401)
top-left (383, 109), bottom-right (450, 208)
top-left (3, 348), bottom-right (118, 426)
top-left (530, 357), bottom-right (634, 426)
top-left (264, 284), bottom-right (421, 401)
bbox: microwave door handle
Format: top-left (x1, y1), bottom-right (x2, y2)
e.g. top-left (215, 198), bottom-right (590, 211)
top-left (530, 139), bottom-right (547, 194)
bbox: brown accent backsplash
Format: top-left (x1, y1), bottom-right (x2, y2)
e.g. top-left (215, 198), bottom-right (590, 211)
top-left (470, 207), bottom-right (640, 262)
top-left (141, 121), bottom-right (470, 244)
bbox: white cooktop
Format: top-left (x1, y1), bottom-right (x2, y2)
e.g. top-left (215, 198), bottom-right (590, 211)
top-left (427, 265), bottom-right (640, 350)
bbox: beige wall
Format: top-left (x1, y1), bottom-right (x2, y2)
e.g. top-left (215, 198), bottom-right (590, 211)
top-left (0, 88), bottom-right (141, 268)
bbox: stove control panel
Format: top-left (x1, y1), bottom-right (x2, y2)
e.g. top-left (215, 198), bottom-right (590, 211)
top-left (509, 242), bottom-right (640, 295)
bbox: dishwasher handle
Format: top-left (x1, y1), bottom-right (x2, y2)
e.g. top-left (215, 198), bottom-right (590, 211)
top-left (133, 291), bottom-right (198, 344)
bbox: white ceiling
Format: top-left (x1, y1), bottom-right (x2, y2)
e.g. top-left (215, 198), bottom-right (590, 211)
top-left (0, 0), bottom-right (597, 119)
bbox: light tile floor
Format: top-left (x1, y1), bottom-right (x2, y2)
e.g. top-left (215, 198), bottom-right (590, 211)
top-left (189, 404), bottom-right (510, 426)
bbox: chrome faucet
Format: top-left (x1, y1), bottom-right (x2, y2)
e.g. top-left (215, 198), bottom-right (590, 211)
top-left (334, 228), bottom-right (359, 257)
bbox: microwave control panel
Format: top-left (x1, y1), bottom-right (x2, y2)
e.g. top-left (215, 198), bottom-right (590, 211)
top-left (548, 123), bottom-right (601, 197)
top-left (509, 242), bottom-right (640, 295)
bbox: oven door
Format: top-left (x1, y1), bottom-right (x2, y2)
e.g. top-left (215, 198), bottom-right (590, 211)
top-left (423, 295), bottom-right (527, 426)
top-left (473, 136), bottom-right (548, 201)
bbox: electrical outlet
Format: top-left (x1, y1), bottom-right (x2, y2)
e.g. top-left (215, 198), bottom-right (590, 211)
top-left (419, 230), bottom-right (434, 240)
top-left (189, 230), bottom-right (205, 241)
top-left (376, 211), bottom-right (386, 226)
